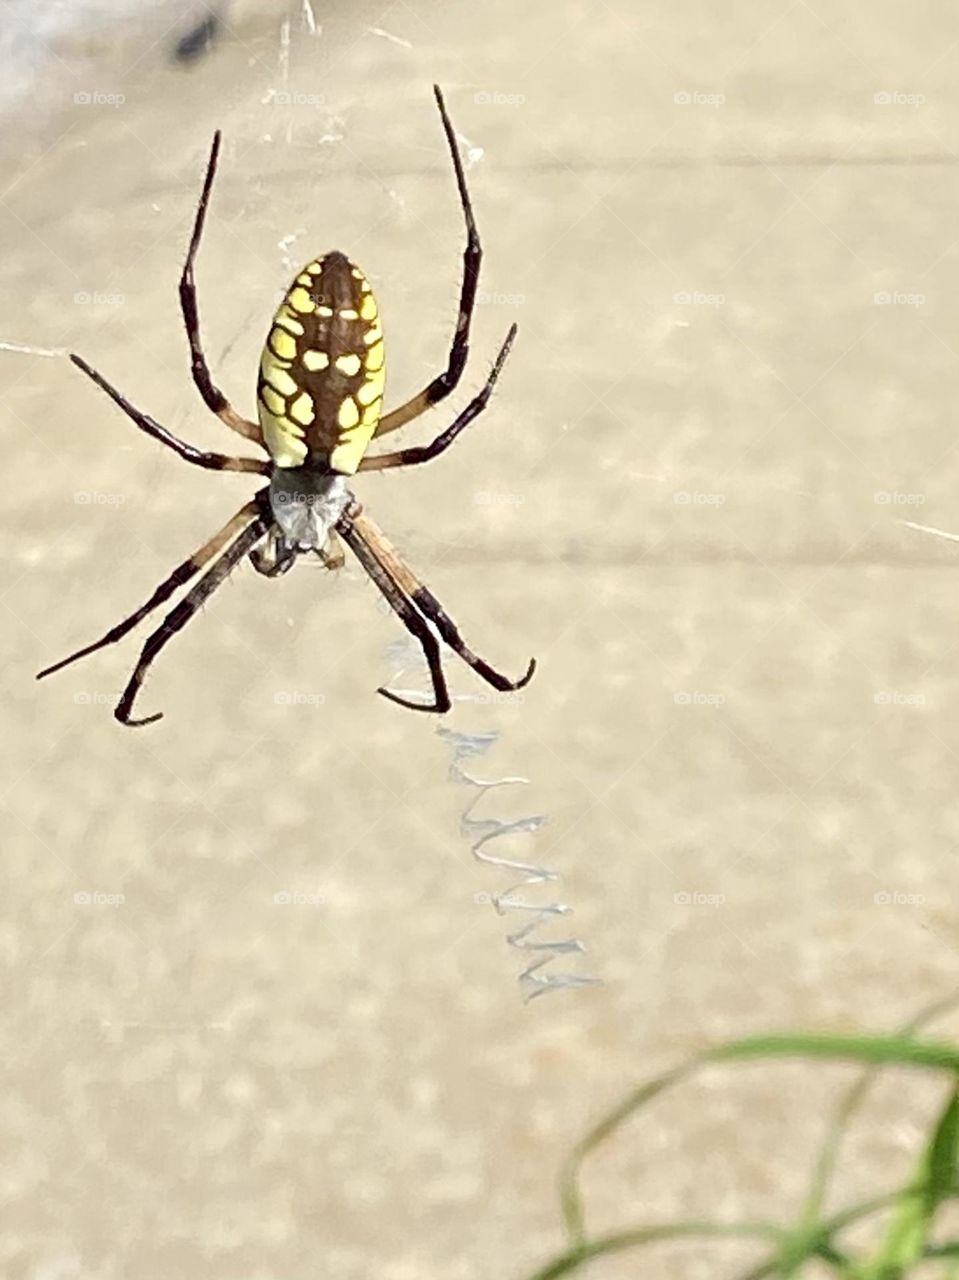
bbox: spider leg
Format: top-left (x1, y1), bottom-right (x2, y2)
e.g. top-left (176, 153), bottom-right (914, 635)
top-left (337, 512), bottom-right (450, 713)
top-left (115, 515), bottom-right (268, 726)
top-left (413, 586), bottom-right (536, 694)
top-left (372, 85), bottom-right (484, 441)
top-left (179, 130), bottom-right (264, 447)
top-left (71, 355), bottom-right (270, 475)
top-left (342, 508), bottom-right (534, 702)
top-left (37, 495), bottom-right (267, 681)
top-left (358, 324), bottom-right (516, 472)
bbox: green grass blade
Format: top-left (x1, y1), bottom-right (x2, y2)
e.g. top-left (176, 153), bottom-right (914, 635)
top-left (561, 1033), bottom-right (959, 1245)
top-left (796, 993), bottom-right (959, 1257)
top-left (520, 1221), bottom-right (783, 1280)
top-left (860, 1088), bottom-right (959, 1279)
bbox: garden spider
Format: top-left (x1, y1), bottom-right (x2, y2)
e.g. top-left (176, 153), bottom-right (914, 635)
top-left (37, 85), bottom-right (535, 726)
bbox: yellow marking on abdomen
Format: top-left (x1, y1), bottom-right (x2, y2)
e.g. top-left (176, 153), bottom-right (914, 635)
top-left (289, 287), bottom-right (314, 314)
top-left (260, 384), bottom-right (285, 416)
top-left (290, 392), bottom-right (315, 425)
top-left (365, 339), bottom-right (384, 372)
top-left (338, 396), bottom-right (360, 429)
top-left (275, 311), bottom-right (304, 337)
top-left (266, 367), bottom-right (298, 397)
top-left (270, 329), bottom-right (297, 361)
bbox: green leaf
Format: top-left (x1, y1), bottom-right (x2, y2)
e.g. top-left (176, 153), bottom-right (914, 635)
top-left (859, 1088), bottom-right (959, 1280)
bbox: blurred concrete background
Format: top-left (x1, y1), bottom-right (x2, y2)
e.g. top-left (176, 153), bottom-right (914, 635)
top-left (4, 1), bottom-right (959, 1277)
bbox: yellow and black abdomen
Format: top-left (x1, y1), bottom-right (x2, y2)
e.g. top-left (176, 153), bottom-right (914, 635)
top-left (257, 251), bottom-right (385, 473)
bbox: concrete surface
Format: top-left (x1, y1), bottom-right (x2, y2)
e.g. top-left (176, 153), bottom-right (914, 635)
top-left (4, 1), bottom-right (959, 1277)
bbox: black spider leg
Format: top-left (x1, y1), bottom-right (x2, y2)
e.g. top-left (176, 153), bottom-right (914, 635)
top-left (70, 355), bottom-right (269, 474)
top-left (372, 84), bottom-right (504, 440)
top-left (346, 508), bottom-right (534, 700)
top-left (115, 516), bottom-right (268, 727)
top-left (337, 512), bottom-right (451, 713)
top-left (37, 494), bottom-right (268, 681)
top-left (358, 325), bottom-right (517, 472)
top-left (413, 587), bottom-right (536, 694)
top-left (179, 130), bottom-right (263, 445)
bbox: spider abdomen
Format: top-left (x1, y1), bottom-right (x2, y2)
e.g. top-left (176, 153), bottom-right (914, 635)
top-left (257, 251), bottom-right (385, 474)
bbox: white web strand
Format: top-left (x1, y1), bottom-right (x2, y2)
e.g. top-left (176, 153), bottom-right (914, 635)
top-left (901, 519), bottom-right (959, 545)
top-left (384, 638), bottom-right (600, 1000)
top-left (439, 728), bottom-right (602, 1001)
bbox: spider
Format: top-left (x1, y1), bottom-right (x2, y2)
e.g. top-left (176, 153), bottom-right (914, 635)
top-left (37, 85), bottom-right (536, 726)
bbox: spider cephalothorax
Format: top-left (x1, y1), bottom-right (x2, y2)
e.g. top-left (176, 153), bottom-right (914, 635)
top-left (37, 86), bottom-right (535, 725)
